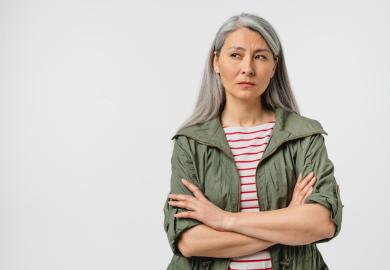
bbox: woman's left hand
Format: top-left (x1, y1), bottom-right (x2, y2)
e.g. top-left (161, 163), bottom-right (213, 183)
top-left (167, 178), bottom-right (230, 231)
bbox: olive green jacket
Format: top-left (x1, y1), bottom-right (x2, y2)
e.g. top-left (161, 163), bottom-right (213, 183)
top-left (163, 107), bottom-right (343, 270)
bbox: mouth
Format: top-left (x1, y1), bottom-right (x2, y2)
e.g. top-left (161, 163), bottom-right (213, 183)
top-left (238, 82), bottom-right (256, 87)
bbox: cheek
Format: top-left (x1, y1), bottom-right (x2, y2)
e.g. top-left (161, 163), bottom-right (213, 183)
top-left (258, 64), bottom-right (275, 76)
top-left (219, 70), bottom-right (237, 91)
top-left (255, 68), bottom-right (275, 86)
top-left (220, 65), bottom-right (237, 81)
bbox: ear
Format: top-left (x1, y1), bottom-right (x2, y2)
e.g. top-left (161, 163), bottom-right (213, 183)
top-left (213, 51), bottom-right (220, 74)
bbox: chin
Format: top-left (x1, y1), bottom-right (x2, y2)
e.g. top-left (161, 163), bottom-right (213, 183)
top-left (233, 93), bottom-right (261, 101)
top-left (225, 87), bottom-right (264, 101)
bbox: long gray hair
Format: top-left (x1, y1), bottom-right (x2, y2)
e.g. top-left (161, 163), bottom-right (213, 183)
top-left (176, 12), bottom-right (299, 132)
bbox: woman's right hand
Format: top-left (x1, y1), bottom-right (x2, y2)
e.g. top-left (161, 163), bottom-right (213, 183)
top-left (288, 172), bottom-right (316, 207)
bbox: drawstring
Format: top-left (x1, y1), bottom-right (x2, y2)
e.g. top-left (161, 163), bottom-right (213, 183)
top-left (201, 260), bottom-right (212, 270)
top-left (280, 256), bottom-right (290, 270)
top-left (192, 258), bottom-right (212, 269)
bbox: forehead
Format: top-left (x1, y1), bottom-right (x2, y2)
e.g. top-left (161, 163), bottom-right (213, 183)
top-left (223, 27), bottom-right (270, 51)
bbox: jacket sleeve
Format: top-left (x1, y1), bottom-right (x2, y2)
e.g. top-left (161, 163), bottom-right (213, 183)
top-left (300, 133), bottom-right (344, 244)
top-left (163, 136), bottom-right (203, 256)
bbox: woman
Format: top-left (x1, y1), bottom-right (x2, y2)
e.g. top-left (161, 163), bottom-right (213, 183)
top-left (163, 12), bottom-right (343, 270)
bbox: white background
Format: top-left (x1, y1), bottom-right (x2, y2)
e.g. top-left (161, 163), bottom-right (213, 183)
top-left (1, 0), bottom-right (389, 269)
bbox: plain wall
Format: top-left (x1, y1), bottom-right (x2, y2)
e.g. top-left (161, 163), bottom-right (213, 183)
top-left (1, 0), bottom-right (389, 269)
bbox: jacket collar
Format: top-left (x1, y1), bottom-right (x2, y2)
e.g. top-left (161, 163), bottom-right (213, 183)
top-left (171, 107), bottom-right (328, 160)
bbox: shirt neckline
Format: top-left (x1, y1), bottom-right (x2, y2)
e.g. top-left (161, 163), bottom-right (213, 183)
top-left (222, 120), bottom-right (276, 129)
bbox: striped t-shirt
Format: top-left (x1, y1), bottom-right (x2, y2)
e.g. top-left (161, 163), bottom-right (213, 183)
top-left (223, 119), bottom-right (276, 270)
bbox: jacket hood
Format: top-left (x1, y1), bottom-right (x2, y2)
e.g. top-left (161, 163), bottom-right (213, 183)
top-left (171, 107), bottom-right (328, 159)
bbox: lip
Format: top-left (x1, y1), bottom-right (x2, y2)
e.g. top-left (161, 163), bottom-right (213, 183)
top-left (238, 82), bottom-right (256, 87)
top-left (238, 82), bottom-right (256, 85)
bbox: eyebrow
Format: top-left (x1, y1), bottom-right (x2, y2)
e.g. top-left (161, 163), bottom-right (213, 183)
top-left (228, 46), bottom-right (272, 53)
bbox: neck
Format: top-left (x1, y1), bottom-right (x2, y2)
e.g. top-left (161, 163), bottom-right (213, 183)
top-left (221, 96), bottom-right (275, 127)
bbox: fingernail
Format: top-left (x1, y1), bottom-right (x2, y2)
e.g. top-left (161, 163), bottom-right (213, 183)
top-left (309, 172), bottom-right (314, 177)
top-left (181, 179), bottom-right (186, 183)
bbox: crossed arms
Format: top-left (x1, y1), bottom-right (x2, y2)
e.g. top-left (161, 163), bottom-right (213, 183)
top-left (164, 135), bottom-right (342, 258)
top-left (170, 174), bottom-right (335, 258)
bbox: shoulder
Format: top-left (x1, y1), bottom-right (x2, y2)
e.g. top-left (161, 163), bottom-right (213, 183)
top-left (171, 116), bottom-right (219, 141)
top-left (171, 134), bottom-right (206, 161)
top-left (277, 108), bottom-right (328, 136)
top-left (171, 135), bottom-right (192, 155)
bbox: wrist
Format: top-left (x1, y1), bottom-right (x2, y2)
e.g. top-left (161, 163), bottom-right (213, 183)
top-left (221, 211), bottom-right (236, 232)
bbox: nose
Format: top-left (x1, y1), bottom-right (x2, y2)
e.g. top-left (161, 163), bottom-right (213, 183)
top-left (240, 56), bottom-right (255, 76)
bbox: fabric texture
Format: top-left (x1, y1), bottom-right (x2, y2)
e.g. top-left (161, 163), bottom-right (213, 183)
top-left (163, 107), bottom-right (344, 270)
top-left (223, 121), bottom-right (275, 270)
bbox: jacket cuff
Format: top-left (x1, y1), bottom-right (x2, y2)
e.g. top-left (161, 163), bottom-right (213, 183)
top-left (164, 200), bottom-right (202, 256)
top-left (305, 183), bottom-right (343, 244)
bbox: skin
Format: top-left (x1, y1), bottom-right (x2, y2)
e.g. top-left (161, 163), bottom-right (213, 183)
top-left (168, 27), bottom-right (335, 257)
top-left (170, 176), bottom-right (334, 246)
top-left (170, 173), bottom-right (315, 232)
top-left (169, 174), bottom-right (317, 257)
top-left (213, 26), bottom-right (278, 127)
top-left (168, 174), bottom-right (316, 258)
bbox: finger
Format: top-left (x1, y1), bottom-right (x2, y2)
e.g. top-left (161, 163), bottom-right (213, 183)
top-left (292, 172), bottom-right (312, 200)
top-left (300, 177), bottom-right (316, 196)
top-left (297, 177), bottom-right (316, 202)
top-left (291, 173), bottom-right (302, 200)
top-left (303, 187), bottom-right (314, 202)
top-left (302, 176), bottom-right (316, 191)
top-left (298, 172), bottom-right (315, 190)
top-left (174, 211), bottom-right (195, 219)
top-left (293, 173), bottom-right (302, 192)
top-left (301, 172), bottom-right (314, 184)
top-left (181, 179), bottom-right (205, 199)
top-left (168, 193), bottom-right (194, 201)
top-left (168, 200), bottom-right (196, 211)
top-left (300, 175), bottom-right (316, 190)
top-left (295, 172), bottom-right (308, 191)
top-left (168, 193), bottom-right (197, 206)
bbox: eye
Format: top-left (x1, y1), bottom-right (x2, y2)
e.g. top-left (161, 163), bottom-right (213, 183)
top-left (230, 53), bottom-right (268, 60)
top-left (230, 53), bottom-right (240, 58)
top-left (255, 55), bottom-right (267, 60)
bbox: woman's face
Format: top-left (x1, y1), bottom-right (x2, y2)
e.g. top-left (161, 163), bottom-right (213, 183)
top-left (213, 27), bottom-right (277, 102)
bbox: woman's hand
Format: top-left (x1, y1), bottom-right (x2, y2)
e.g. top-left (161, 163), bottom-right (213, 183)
top-left (288, 172), bottom-right (316, 207)
top-left (168, 172), bottom-right (316, 231)
top-left (167, 179), bottom-right (230, 231)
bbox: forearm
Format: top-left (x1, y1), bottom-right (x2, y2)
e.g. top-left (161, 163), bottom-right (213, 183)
top-left (178, 224), bottom-right (276, 258)
top-left (224, 204), bottom-right (335, 246)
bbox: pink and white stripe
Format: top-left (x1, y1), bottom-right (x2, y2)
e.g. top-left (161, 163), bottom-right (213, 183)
top-left (223, 120), bottom-right (276, 270)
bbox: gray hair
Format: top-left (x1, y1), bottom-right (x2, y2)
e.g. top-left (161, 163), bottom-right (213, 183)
top-left (176, 12), bottom-right (300, 132)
